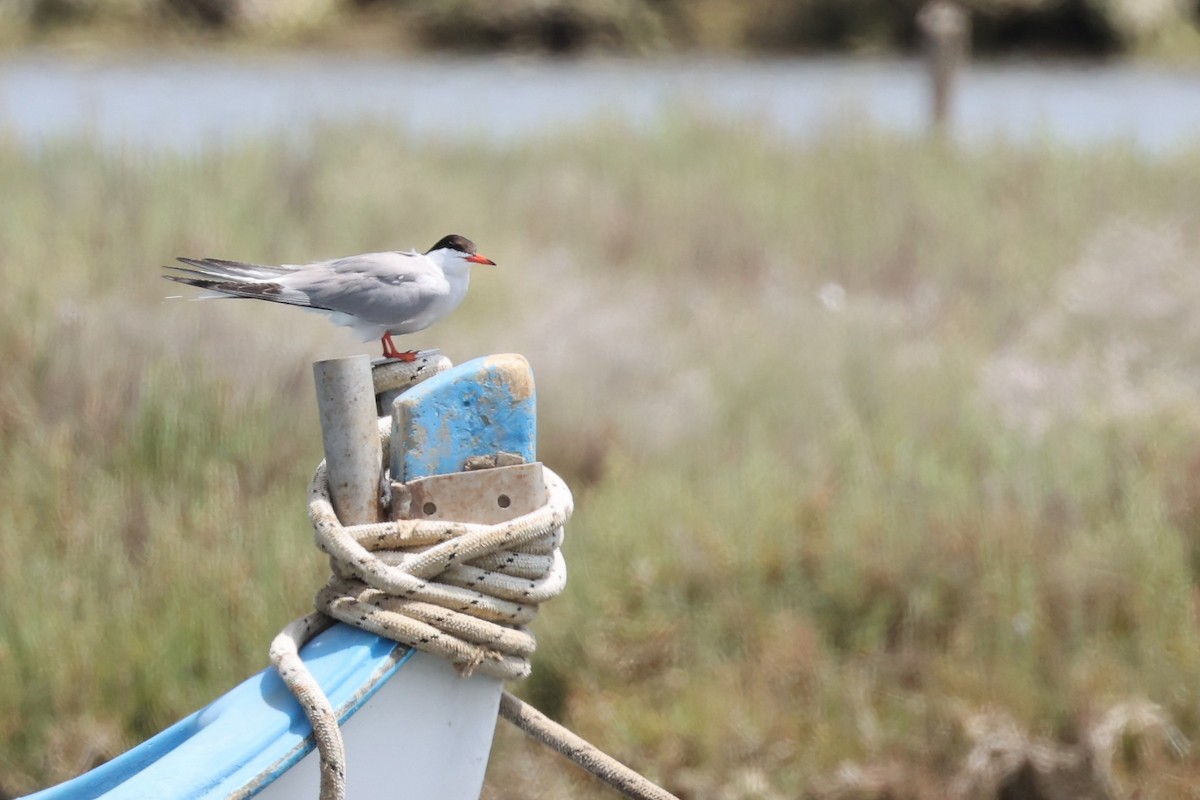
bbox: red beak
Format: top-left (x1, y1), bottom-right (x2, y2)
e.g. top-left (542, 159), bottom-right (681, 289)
top-left (466, 253), bottom-right (496, 266)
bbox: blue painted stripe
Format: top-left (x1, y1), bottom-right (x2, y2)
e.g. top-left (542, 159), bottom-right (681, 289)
top-left (23, 629), bottom-right (413, 800)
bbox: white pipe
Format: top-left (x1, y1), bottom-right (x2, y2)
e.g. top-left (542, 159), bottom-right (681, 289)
top-left (313, 355), bottom-right (383, 524)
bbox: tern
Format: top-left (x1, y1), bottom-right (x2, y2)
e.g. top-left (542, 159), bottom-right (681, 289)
top-left (164, 234), bottom-right (495, 361)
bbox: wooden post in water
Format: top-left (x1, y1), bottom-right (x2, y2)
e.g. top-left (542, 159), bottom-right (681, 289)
top-left (918, 0), bottom-right (969, 138)
top-left (313, 355), bottom-right (383, 524)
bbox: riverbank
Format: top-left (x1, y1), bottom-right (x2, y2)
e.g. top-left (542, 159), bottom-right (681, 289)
top-left (6, 0), bottom-right (1200, 59)
top-left (2, 115), bottom-right (1199, 798)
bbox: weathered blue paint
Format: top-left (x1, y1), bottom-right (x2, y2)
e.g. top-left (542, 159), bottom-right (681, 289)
top-left (23, 629), bottom-right (413, 800)
top-left (22, 354), bottom-right (538, 799)
top-left (391, 354), bottom-right (536, 482)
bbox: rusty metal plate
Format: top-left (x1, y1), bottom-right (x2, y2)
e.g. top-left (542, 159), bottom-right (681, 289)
top-left (390, 462), bottom-right (546, 524)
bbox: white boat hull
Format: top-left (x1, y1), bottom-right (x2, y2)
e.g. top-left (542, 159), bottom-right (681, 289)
top-left (261, 652), bottom-right (502, 800)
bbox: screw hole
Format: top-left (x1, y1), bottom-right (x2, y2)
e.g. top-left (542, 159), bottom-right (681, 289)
top-left (423, 501), bottom-right (437, 516)
top-left (497, 494), bottom-right (511, 509)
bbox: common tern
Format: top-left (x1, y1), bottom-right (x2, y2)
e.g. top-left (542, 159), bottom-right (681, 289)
top-left (164, 234), bottom-right (495, 361)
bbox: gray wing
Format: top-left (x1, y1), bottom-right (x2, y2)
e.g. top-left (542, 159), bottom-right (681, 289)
top-left (281, 251), bottom-right (450, 328)
top-left (163, 257), bottom-right (316, 307)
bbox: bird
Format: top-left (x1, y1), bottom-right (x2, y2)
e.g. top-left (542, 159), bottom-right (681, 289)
top-left (164, 234), bottom-right (495, 361)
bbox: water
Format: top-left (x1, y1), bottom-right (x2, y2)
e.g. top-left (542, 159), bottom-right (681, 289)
top-left (1, 52), bottom-right (1197, 152)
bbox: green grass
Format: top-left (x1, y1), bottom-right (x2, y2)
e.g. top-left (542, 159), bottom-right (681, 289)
top-left (2, 117), bottom-right (1200, 798)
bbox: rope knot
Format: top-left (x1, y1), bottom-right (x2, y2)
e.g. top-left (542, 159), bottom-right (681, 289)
top-left (306, 456), bottom-right (573, 680)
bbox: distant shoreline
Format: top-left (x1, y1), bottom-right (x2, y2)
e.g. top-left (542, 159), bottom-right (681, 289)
top-left (5, 1), bottom-right (1200, 61)
top-left (3, 54), bottom-right (1199, 155)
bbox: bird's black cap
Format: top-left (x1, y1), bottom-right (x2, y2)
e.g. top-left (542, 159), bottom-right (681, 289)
top-left (427, 234), bottom-right (477, 255)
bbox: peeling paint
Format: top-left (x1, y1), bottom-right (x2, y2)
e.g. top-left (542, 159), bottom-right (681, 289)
top-left (483, 353), bottom-right (534, 402)
top-left (391, 355), bottom-right (537, 482)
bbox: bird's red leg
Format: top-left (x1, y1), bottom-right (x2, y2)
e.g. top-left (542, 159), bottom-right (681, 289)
top-left (380, 333), bottom-right (398, 359)
top-left (380, 333), bottom-right (418, 362)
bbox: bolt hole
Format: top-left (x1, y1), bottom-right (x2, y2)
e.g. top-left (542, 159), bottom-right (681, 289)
top-left (497, 494), bottom-right (511, 509)
top-left (423, 501), bottom-right (437, 516)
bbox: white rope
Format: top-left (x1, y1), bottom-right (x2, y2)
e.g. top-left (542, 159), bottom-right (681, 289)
top-left (267, 412), bottom-right (570, 798)
top-left (498, 693), bottom-right (681, 800)
top-left (269, 418), bottom-right (678, 800)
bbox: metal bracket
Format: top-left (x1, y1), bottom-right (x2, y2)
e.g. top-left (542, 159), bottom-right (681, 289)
top-left (390, 462), bottom-right (547, 524)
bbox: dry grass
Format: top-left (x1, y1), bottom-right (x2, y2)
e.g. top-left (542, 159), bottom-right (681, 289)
top-left (2, 118), bottom-right (1200, 797)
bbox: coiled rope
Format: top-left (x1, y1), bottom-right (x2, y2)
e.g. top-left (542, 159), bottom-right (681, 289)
top-left (268, 417), bottom-right (679, 800)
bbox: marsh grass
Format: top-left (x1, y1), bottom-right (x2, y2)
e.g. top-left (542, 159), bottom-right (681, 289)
top-left (2, 117), bottom-right (1200, 797)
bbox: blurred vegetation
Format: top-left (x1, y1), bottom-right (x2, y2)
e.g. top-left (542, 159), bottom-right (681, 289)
top-left (2, 0), bottom-right (1200, 56)
top-left (2, 113), bottom-right (1200, 798)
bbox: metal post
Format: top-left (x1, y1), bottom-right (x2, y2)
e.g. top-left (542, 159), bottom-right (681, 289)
top-left (918, 0), bottom-right (969, 138)
top-left (313, 355), bottom-right (383, 524)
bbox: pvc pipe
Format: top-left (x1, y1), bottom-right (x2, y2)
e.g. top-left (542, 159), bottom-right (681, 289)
top-left (313, 355), bottom-right (383, 524)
